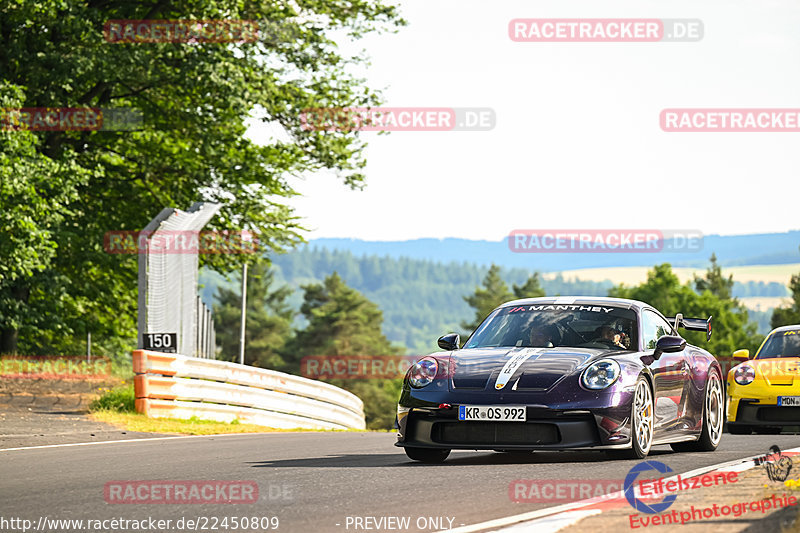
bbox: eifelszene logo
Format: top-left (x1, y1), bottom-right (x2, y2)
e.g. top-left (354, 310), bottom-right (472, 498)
top-left (625, 461), bottom-right (677, 514)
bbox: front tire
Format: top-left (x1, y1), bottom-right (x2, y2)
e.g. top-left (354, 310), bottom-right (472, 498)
top-left (404, 447), bottom-right (450, 463)
top-left (671, 369), bottom-right (724, 452)
top-left (613, 376), bottom-right (654, 459)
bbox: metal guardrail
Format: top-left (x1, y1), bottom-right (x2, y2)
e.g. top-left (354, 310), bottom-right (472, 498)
top-left (132, 350), bottom-right (366, 430)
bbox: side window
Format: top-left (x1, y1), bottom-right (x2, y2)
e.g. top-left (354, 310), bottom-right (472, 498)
top-left (641, 310), bottom-right (674, 350)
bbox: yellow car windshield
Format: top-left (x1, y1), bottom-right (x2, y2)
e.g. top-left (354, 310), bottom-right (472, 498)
top-left (757, 330), bottom-right (800, 359)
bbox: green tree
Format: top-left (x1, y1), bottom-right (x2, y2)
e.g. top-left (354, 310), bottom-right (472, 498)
top-left (694, 253), bottom-right (733, 300)
top-left (513, 273), bottom-right (546, 299)
top-left (253, 249), bottom-right (613, 354)
top-left (0, 1), bottom-right (405, 354)
top-left (609, 264), bottom-right (690, 314)
top-left (288, 273), bottom-right (400, 361)
top-left (462, 264), bottom-right (513, 332)
top-left (284, 272), bottom-right (403, 429)
top-left (771, 273), bottom-right (800, 329)
top-left (0, 82), bottom-right (103, 355)
top-left (610, 263), bottom-right (762, 357)
top-left (213, 262), bottom-right (293, 369)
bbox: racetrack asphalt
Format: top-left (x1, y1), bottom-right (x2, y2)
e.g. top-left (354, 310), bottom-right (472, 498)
top-left (0, 386), bottom-right (164, 449)
top-left (3, 432), bottom-right (800, 532)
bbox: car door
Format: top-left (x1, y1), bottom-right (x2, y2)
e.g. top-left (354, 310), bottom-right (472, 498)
top-left (641, 309), bottom-right (689, 435)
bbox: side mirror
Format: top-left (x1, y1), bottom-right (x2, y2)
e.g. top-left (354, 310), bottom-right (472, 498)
top-left (438, 333), bottom-right (461, 351)
top-left (733, 349), bottom-right (750, 361)
top-left (654, 335), bottom-right (686, 359)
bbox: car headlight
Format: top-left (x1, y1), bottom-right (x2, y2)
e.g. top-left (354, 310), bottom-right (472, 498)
top-left (734, 365), bottom-right (755, 385)
top-left (409, 357), bottom-right (438, 388)
top-left (581, 359), bottom-right (621, 390)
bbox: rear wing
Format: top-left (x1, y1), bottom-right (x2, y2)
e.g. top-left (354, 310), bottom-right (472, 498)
top-left (666, 313), bottom-right (713, 341)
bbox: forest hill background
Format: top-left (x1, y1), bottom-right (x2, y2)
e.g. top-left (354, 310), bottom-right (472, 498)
top-left (203, 246), bottom-right (787, 354)
top-left (205, 248), bottom-right (800, 428)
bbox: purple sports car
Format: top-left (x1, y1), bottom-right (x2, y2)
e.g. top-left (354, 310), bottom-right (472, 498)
top-left (396, 297), bottom-right (723, 462)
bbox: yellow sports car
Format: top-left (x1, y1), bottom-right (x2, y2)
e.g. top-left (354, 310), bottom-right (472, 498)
top-left (727, 325), bottom-right (800, 434)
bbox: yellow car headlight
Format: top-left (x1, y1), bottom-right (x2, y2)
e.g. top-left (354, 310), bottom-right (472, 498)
top-left (734, 365), bottom-right (755, 386)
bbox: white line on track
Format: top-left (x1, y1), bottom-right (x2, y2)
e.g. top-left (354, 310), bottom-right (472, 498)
top-left (0, 432), bottom-right (265, 452)
top-left (494, 510), bottom-right (602, 533)
top-left (447, 447), bottom-right (800, 533)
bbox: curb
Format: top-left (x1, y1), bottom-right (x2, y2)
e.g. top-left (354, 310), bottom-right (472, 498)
top-left (446, 447), bottom-right (800, 533)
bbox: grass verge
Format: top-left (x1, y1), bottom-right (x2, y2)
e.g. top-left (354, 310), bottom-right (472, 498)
top-left (90, 384), bottom-right (135, 412)
top-left (89, 410), bottom-right (374, 435)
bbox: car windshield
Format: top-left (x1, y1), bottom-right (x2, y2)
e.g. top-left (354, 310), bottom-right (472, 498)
top-left (756, 330), bottom-right (800, 359)
top-left (464, 304), bottom-right (638, 351)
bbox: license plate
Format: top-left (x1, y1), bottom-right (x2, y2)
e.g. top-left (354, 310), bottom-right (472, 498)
top-left (778, 397), bottom-right (800, 406)
top-left (458, 405), bottom-right (526, 422)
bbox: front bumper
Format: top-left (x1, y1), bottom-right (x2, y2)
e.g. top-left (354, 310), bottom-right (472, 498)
top-left (396, 404), bottom-right (632, 450)
top-left (727, 379), bottom-right (800, 427)
top-left (728, 398), bottom-right (800, 427)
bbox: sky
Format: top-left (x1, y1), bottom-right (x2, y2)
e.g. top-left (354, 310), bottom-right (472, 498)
top-left (248, 0), bottom-right (800, 242)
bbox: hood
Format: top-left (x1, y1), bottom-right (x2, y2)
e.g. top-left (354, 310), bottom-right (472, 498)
top-left (753, 357), bottom-right (800, 386)
top-left (448, 346), bottom-right (619, 392)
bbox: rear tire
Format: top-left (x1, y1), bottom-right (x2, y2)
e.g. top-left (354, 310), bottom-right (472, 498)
top-left (728, 424), bottom-right (752, 435)
top-left (670, 369), bottom-right (724, 452)
top-left (404, 447), bottom-right (450, 463)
